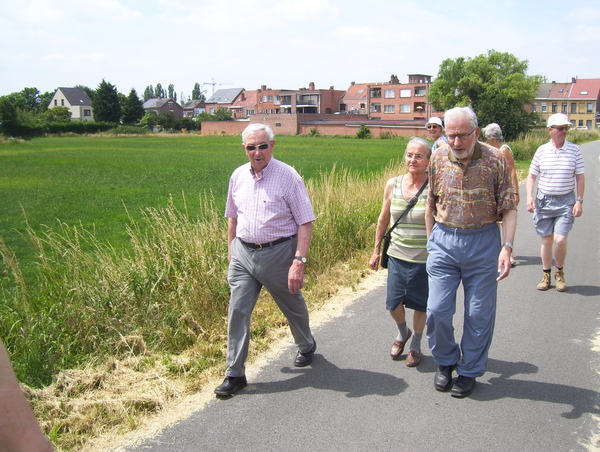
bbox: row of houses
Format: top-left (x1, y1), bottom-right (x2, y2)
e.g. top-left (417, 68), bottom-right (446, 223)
top-left (48, 75), bottom-right (600, 136)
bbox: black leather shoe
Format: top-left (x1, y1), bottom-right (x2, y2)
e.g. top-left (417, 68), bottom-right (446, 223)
top-left (451, 375), bottom-right (476, 398)
top-left (294, 340), bottom-right (317, 367)
top-left (434, 364), bottom-right (455, 392)
top-left (214, 376), bottom-right (248, 396)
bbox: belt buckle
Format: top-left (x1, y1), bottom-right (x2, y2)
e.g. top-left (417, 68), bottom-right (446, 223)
top-left (256, 243), bottom-right (263, 250)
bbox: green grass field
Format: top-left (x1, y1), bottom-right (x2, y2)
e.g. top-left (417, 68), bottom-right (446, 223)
top-left (0, 135), bottom-right (405, 267)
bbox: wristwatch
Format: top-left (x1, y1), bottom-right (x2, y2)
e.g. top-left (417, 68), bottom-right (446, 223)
top-left (294, 256), bottom-right (307, 264)
top-left (576, 198), bottom-right (583, 203)
top-left (503, 242), bottom-right (513, 250)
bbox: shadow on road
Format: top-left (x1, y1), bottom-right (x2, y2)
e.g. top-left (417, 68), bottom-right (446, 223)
top-left (244, 355), bottom-right (408, 398)
top-left (471, 358), bottom-right (600, 419)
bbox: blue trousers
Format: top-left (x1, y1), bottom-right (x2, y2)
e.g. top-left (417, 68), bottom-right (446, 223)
top-left (426, 222), bottom-right (501, 378)
top-left (225, 237), bottom-right (314, 377)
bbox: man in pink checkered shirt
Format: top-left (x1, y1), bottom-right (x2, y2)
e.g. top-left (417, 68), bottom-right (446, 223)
top-left (215, 123), bottom-right (317, 397)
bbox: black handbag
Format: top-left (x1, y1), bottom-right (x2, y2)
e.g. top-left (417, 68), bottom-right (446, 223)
top-left (380, 178), bottom-right (428, 269)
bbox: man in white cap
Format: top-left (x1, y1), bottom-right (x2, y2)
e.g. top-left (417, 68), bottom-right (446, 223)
top-left (425, 117), bottom-right (448, 152)
top-left (526, 114), bottom-right (585, 292)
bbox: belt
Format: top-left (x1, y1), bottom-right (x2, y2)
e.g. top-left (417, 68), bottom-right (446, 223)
top-left (239, 235), bottom-right (296, 250)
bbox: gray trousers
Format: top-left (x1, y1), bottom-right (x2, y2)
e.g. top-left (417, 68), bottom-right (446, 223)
top-left (225, 237), bottom-right (314, 377)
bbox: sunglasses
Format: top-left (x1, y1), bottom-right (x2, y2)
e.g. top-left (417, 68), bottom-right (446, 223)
top-left (245, 143), bottom-right (270, 151)
top-left (550, 126), bottom-right (570, 131)
top-left (426, 125), bottom-right (440, 129)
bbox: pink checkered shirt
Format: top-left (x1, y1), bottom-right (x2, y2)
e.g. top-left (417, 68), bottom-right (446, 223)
top-left (225, 158), bottom-right (315, 243)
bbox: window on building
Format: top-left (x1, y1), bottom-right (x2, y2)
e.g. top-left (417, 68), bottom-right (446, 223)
top-left (371, 89), bottom-right (381, 98)
top-left (246, 109), bottom-right (254, 115)
top-left (587, 103), bottom-right (593, 113)
top-left (400, 104), bottom-right (411, 113)
top-left (54, 99), bottom-right (58, 106)
top-left (371, 103), bottom-right (381, 113)
top-left (579, 120), bottom-right (584, 126)
top-left (581, 91), bottom-right (588, 95)
top-left (571, 103), bottom-right (577, 113)
top-left (210, 107), bottom-right (215, 114)
top-left (384, 90), bottom-right (395, 98)
top-left (61, 99), bottom-right (65, 106)
top-left (84, 110), bottom-right (91, 116)
top-left (414, 87), bottom-right (426, 97)
top-left (552, 103), bottom-right (557, 113)
top-left (586, 120), bottom-right (592, 129)
top-left (268, 95), bottom-right (273, 102)
top-left (275, 122), bottom-right (282, 127)
top-left (360, 103), bottom-right (365, 109)
top-left (168, 102), bottom-right (174, 109)
top-left (384, 105), bottom-right (395, 113)
top-left (400, 89), bottom-right (411, 98)
top-left (562, 103), bottom-right (568, 113)
top-left (533, 102), bottom-right (537, 112)
top-left (541, 102), bottom-right (547, 113)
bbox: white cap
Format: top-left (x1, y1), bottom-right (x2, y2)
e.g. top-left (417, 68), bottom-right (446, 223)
top-left (547, 113), bottom-right (570, 127)
top-left (426, 117), bottom-right (444, 128)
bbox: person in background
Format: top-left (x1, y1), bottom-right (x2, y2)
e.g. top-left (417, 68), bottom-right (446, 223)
top-left (483, 123), bottom-right (520, 267)
top-left (215, 123), bottom-right (317, 397)
top-left (370, 137), bottom-right (431, 367)
top-left (425, 117), bottom-right (448, 152)
top-left (0, 339), bottom-right (53, 452)
top-left (526, 113), bottom-right (585, 292)
top-left (425, 107), bottom-right (517, 398)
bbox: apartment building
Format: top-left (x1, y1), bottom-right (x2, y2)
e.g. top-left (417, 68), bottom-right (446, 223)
top-left (534, 78), bottom-right (600, 129)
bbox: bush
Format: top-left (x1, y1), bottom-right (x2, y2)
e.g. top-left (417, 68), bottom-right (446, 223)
top-left (356, 123), bottom-right (371, 139)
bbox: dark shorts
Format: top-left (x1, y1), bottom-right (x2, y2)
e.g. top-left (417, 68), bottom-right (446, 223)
top-left (386, 256), bottom-right (428, 313)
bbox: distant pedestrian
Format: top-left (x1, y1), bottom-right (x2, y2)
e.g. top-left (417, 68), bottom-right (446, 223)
top-left (215, 123), bottom-right (317, 397)
top-left (526, 113), bottom-right (585, 292)
top-left (483, 122), bottom-right (520, 267)
top-left (425, 117), bottom-right (448, 152)
top-left (369, 137), bottom-right (431, 368)
top-left (425, 107), bottom-right (517, 398)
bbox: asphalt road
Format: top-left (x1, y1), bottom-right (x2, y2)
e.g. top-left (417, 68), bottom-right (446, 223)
top-left (127, 141), bottom-right (600, 452)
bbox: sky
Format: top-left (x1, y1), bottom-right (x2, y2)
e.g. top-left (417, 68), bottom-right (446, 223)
top-left (1, 0), bottom-right (599, 100)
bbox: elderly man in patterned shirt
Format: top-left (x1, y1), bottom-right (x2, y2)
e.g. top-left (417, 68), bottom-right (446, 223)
top-left (215, 123), bottom-right (317, 397)
top-left (526, 113), bottom-right (585, 292)
top-left (425, 107), bottom-right (517, 398)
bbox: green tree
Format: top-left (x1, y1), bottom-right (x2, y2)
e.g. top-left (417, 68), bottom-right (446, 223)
top-left (191, 83), bottom-right (205, 101)
top-left (39, 106), bottom-right (72, 122)
top-left (168, 84), bottom-right (177, 102)
top-left (92, 79), bottom-right (122, 123)
top-left (213, 108), bottom-right (233, 121)
top-left (155, 83), bottom-right (165, 99)
top-left (157, 110), bottom-right (177, 130)
top-left (143, 85), bottom-right (155, 102)
top-left (0, 96), bottom-right (19, 136)
top-left (140, 111), bottom-right (158, 129)
top-left (428, 50), bottom-right (543, 140)
top-left (121, 89), bottom-right (145, 124)
top-left (356, 123), bottom-right (371, 139)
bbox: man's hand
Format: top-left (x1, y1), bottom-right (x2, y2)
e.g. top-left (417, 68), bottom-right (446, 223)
top-left (288, 260), bottom-right (305, 294)
top-left (497, 247), bottom-right (512, 281)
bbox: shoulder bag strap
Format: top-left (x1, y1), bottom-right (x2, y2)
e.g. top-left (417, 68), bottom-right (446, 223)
top-left (383, 178), bottom-right (428, 240)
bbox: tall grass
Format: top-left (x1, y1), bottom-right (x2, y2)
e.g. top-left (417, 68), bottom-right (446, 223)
top-left (0, 161), bottom-right (400, 389)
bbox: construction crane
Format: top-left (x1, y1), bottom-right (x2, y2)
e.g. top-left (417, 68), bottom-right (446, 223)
top-left (203, 78), bottom-right (232, 96)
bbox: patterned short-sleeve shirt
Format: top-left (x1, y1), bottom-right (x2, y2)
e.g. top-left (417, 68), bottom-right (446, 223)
top-left (427, 142), bottom-right (516, 229)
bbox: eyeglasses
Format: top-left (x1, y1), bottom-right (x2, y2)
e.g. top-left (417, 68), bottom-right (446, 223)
top-left (550, 126), bottom-right (570, 131)
top-left (245, 143), bottom-right (270, 151)
top-left (447, 128), bottom-right (476, 141)
top-left (405, 153), bottom-right (427, 161)
top-left (426, 125), bottom-right (440, 130)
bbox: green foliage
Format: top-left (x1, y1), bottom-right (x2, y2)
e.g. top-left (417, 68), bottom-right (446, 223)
top-left (356, 123), bottom-right (371, 139)
top-left (157, 111), bottom-right (177, 129)
top-left (0, 96), bottom-right (19, 136)
top-left (167, 84), bottom-right (176, 102)
top-left (309, 128), bottom-right (321, 137)
top-left (379, 131), bottom-right (398, 139)
top-left (103, 125), bottom-right (149, 135)
top-left (191, 83), bottom-right (205, 101)
top-left (143, 85), bottom-right (155, 102)
top-left (140, 112), bottom-right (158, 128)
top-left (121, 89), bottom-right (145, 124)
top-left (428, 50), bottom-right (543, 140)
top-left (155, 83), bottom-right (165, 99)
top-left (40, 106), bottom-right (72, 123)
top-left (92, 80), bottom-right (121, 123)
top-left (213, 108), bottom-right (233, 121)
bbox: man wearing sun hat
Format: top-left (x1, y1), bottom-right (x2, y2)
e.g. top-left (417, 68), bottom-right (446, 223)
top-left (425, 116), bottom-right (448, 152)
top-left (526, 113), bottom-right (585, 292)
